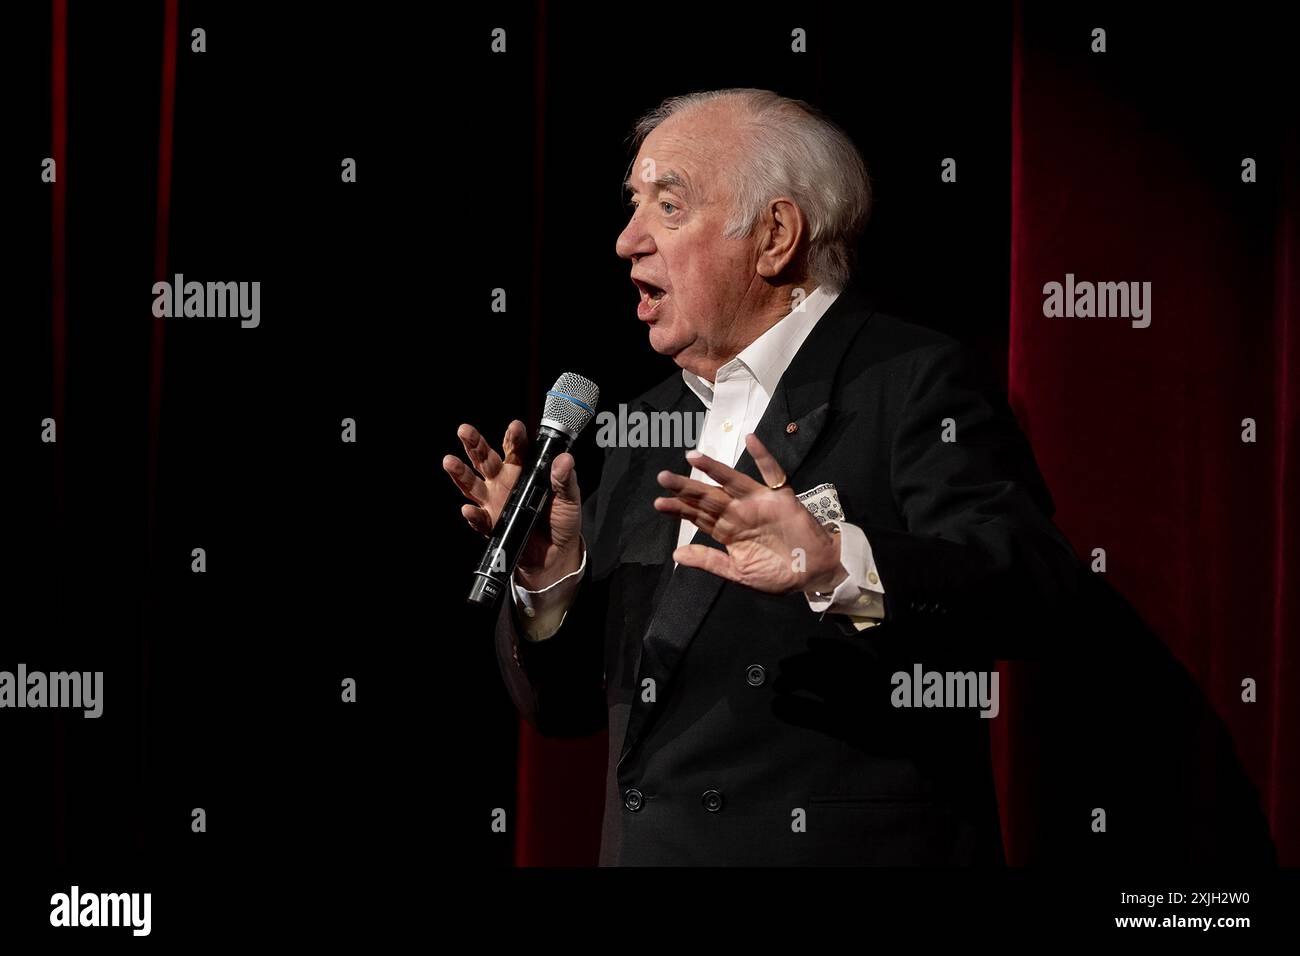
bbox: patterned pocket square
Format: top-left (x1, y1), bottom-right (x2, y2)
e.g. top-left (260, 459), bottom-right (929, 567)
top-left (795, 482), bottom-right (844, 526)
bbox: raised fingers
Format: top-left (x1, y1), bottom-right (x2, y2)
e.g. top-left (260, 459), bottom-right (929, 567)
top-left (460, 503), bottom-right (494, 535)
top-left (457, 423), bottom-right (505, 481)
top-left (652, 490), bottom-right (719, 535)
top-left (443, 452), bottom-right (488, 504)
top-left (656, 470), bottom-right (731, 519)
top-left (683, 449), bottom-right (764, 497)
top-left (743, 433), bottom-right (788, 490)
top-left (501, 419), bottom-right (528, 467)
top-left (671, 544), bottom-right (742, 583)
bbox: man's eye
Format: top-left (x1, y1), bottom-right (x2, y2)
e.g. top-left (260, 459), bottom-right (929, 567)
top-left (660, 201), bottom-right (678, 215)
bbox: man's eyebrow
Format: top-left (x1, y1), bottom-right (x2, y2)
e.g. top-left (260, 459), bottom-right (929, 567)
top-left (624, 169), bottom-right (693, 198)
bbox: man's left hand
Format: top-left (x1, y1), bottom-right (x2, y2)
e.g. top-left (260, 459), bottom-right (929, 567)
top-left (654, 433), bottom-right (849, 595)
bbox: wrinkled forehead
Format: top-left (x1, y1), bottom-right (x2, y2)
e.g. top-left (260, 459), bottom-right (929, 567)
top-left (629, 108), bottom-right (745, 203)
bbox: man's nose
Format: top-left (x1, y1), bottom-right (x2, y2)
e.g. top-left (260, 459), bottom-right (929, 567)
top-left (616, 212), bottom-right (655, 261)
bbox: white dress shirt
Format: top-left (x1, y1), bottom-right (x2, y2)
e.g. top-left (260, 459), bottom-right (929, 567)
top-left (512, 285), bottom-right (886, 641)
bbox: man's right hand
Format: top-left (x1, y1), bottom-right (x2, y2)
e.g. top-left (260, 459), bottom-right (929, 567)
top-left (443, 420), bottom-right (584, 591)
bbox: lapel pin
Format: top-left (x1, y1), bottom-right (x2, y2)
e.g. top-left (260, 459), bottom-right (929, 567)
top-left (786, 422), bottom-right (798, 434)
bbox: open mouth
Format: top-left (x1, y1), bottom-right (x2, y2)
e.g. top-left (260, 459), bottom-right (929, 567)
top-left (634, 278), bottom-right (667, 301)
top-left (633, 278), bottom-right (668, 318)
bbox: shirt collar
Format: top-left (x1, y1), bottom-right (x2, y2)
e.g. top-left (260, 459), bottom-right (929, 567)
top-left (682, 285), bottom-right (840, 408)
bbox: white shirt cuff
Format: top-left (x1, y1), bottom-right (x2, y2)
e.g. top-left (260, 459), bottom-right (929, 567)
top-left (510, 537), bottom-right (588, 642)
top-left (804, 520), bottom-right (886, 619)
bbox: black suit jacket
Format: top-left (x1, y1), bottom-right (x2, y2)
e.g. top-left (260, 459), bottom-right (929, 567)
top-left (494, 288), bottom-right (1082, 865)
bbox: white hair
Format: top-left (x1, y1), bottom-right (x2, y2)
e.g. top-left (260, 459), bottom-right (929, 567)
top-left (631, 88), bottom-right (871, 291)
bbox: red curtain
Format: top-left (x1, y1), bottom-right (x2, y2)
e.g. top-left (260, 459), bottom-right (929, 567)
top-left (1001, 6), bottom-right (1298, 863)
top-left (514, 7), bottom-right (1298, 866)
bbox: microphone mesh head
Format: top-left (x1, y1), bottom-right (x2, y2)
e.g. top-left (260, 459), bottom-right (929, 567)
top-left (542, 372), bottom-right (600, 440)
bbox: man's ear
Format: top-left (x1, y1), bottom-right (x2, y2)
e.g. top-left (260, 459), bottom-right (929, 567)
top-left (755, 198), bottom-right (807, 279)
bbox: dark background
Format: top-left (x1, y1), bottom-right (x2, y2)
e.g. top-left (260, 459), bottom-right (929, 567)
top-left (4, 0), bottom-right (1296, 938)
top-left (9, 0), bottom-right (431, 930)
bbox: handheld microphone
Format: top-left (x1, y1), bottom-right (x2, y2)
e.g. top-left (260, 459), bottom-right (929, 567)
top-left (467, 372), bottom-right (600, 607)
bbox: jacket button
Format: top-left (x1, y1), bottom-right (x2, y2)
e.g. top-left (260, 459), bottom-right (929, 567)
top-left (701, 789), bottom-right (724, 812)
top-left (624, 788), bottom-right (644, 812)
top-left (745, 664), bottom-right (766, 687)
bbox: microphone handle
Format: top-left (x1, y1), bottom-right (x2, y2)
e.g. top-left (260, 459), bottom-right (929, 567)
top-left (467, 425), bottom-right (571, 607)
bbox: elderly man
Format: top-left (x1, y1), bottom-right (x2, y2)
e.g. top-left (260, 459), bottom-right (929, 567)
top-left (445, 88), bottom-right (1081, 865)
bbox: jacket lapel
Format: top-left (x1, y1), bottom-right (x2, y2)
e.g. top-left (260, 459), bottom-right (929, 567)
top-left (617, 290), bottom-right (872, 767)
top-left (610, 380), bottom-right (703, 571)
